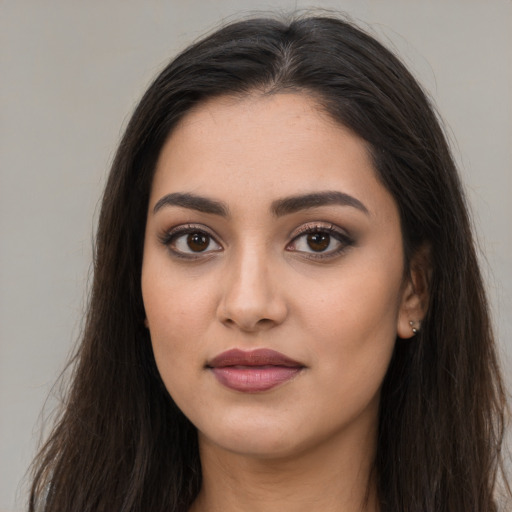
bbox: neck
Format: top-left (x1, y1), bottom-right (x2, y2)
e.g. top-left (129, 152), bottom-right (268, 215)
top-left (190, 424), bottom-right (379, 512)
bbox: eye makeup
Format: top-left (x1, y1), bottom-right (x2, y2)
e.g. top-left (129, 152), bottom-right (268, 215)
top-left (158, 223), bottom-right (222, 260)
top-left (286, 222), bottom-right (354, 261)
top-left (158, 219), bottom-right (354, 263)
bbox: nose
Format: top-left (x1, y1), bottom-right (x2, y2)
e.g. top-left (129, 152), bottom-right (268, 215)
top-left (217, 245), bottom-right (288, 332)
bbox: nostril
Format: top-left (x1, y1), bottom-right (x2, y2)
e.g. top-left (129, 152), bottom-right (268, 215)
top-left (221, 315), bottom-right (277, 332)
top-left (256, 318), bottom-right (275, 328)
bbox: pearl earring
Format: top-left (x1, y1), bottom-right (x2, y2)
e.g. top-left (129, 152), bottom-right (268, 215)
top-left (409, 320), bottom-right (418, 334)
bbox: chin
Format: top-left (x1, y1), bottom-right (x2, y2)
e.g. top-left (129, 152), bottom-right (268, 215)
top-left (206, 434), bottom-right (303, 460)
top-left (196, 416), bottom-right (305, 459)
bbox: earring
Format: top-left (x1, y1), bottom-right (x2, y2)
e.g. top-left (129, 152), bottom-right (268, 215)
top-left (409, 320), bottom-right (418, 334)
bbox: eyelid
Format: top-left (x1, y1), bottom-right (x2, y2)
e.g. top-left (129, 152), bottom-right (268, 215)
top-left (157, 221), bottom-right (353, 261)
top-left (287, 222), bottom-right (354, 259)
top-left (158, 223), bottom-right (223, 259)
top-left (289, 221), bottom-right (350, 240)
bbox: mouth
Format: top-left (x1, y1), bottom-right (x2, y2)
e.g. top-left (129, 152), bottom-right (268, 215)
top-left (206, 348), bottom-right (305, 393)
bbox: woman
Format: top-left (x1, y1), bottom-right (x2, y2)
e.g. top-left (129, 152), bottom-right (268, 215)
top-left (29, 13), bottom-right (510, 512)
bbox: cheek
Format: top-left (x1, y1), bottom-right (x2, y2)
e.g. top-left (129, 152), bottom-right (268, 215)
top-left (141, 258), bottom-right (214, 388)
top-left (142, 251), bottom-right (216, 336)
top-left (142, 272), bottom-right (221, 422)
top-left (143, 299), bottom-right (204, 411)
top-left (297, 258), bottom-right (403, 385)
top-left (301, 267), bottom-right (402, 340)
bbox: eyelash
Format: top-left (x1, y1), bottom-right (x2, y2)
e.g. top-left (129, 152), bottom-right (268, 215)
top-left (286, 223), bottom-right (354, 260)
top-left (158, 224), bottom-right (221, 260)
top-left (158, 222), bottom-right (354, 261)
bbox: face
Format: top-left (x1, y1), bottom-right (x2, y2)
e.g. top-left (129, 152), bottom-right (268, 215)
top-left (142, 93), bottom-right (418, 459)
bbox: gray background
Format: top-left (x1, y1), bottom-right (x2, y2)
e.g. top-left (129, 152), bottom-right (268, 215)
top-left (1, 1), bottom-right (511, 511)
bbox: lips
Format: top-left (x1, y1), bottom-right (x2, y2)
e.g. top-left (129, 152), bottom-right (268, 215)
top-left (207, 348), bottom-right (304, 392)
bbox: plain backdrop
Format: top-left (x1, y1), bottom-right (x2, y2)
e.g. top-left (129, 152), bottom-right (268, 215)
top-left (1, 1), bottom-right (511, 511)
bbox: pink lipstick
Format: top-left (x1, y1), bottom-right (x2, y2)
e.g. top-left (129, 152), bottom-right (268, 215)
top-left (207, 348), bottom-right (303, 392)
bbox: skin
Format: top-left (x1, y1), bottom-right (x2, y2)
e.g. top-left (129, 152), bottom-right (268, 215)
top-left (141, 93), bottom-right (426, 512)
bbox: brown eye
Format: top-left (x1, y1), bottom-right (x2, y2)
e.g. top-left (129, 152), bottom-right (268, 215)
top-left (307, 232), bottom-right (330, 252)
top-left (187, 232), bottom-right (210, 252)
top-left (287, 224), bottom-right (352, 259)
top-left (164, 227), bottom-right (222, 257)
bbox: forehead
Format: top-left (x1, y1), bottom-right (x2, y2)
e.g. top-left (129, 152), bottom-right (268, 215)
top-left (150, 93), bottom-right (394, 221)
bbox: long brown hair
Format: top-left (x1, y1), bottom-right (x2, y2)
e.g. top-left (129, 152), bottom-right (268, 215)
top-left (30, 13), bottom-right (510, 511)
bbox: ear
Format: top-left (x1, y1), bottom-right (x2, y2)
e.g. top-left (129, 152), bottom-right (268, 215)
top-left (397, 244), bottom-right (431, 339)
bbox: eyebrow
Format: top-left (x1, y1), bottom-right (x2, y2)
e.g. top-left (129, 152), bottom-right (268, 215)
top-left (271, 191), bottom-right (369, 217)
top-left (153, 192), bottom-right (230, 217)
top-left (152, 190), bottom-right (369, 217)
